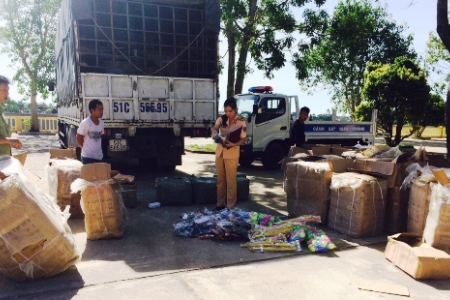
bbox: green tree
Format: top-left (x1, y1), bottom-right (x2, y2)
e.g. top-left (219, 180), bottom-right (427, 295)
top-left (361, 57), bottom-right (431, 146)
top-left (424, 32), bottom-right (450, 95)
top-left (310, 113), bottom-right (332, 121)
top-left (293, 0), bottom-right (415, 117)
top-left (2, 99), bottom-right (20, 113)
top-left (0, 0), bottom-right (60, 131)
top-left (221, 0), bottom-right (326, 98)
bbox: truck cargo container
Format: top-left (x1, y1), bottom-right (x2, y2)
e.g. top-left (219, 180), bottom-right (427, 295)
top-left (55, 0), bottom-right (220, 170)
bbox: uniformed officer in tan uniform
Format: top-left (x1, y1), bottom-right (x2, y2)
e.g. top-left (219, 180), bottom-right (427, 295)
top-left (211, 97), bottom-right (247, 210)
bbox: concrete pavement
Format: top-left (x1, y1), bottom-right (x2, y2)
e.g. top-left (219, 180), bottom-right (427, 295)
top-left (1, 134), bottom-right (449, 299)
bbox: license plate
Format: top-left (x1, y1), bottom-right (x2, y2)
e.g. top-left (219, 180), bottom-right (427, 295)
top-left (109, 139), bottom-right (127, 151)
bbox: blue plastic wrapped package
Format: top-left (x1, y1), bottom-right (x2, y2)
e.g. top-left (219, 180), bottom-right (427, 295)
top-left (173, 208), bottom-right (252, 239)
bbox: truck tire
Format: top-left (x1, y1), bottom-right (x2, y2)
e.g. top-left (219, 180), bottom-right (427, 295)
top-left (262, 143), bottom-right (285, 170)
top-left (239, 155), bottom-right (254, 167)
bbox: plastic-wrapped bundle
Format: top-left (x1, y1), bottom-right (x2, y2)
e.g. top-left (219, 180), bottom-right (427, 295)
top-left (422, 182), bottom-right (450, 252)
top-left (284, 161), bottom-right (332, 223)
top-left (173, 210), bottom-right (215, 238)
top-left (173, 208), bottom-right (253, 239)
top-left (305, 227), bottom-right (336, 253)
top-left (47, 158), bottom-right (84, 218)
top-left (329, 172), bottom-right (387, 238)
top-left (408, 178), bottom-right (434, 236)
top-left (71, 179), bottom-right (127, 240)
top-left (0, 156), bottom-right (79, 281)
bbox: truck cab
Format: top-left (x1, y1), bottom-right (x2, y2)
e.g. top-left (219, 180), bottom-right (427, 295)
top-left (236, 86), bottom-right (297, 170)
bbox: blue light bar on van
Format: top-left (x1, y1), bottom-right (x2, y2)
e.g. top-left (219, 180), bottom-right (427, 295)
top-left (248, 86), bottom-right (273, 93)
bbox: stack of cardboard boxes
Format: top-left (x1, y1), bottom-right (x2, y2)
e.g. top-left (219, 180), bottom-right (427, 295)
top-left (284, 145), bottom-right (450, 279)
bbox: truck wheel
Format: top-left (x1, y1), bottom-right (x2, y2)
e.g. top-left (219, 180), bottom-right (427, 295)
top-left (239, 155), bottom-right (253, 167)
top-left (262, 143), bottom-right (284, 170)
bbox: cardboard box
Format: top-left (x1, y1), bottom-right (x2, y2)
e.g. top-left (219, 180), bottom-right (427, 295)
top-left (329, 172), bottom-right (387, 237)
top-left (49, 147), bottom-right (77, 159)
top-left (80, 163), bottom-right (127, 240)
top-left (81, 163), bottom-right (111, 181)
top-left (0, 156), bottom-right (79, 281)
top-left (311, 145), bottom-right (351, 156)
top-left (12, 151), bottom-right (27, 165)
top-left (285, 160), bottom-right (331, 223)
top-left (385, 233), bottom-right (450, 280)
top-left (48, 158), bottom-right (84, 218)
top-left (422, 170), bottom-right (450, 252)
top-left (408, 179), bottom-right (433, 236)
top-left (328, 158), bottom-right (394, 177)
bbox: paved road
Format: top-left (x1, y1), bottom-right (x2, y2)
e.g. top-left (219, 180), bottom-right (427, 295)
top-left (1, 134), bottom-right (449, 300)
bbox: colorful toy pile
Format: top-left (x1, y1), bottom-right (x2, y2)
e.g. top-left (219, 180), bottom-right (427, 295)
top-left (173, 209), bottom-right (336, 253)
top-left (242, 215), bottom-right (336, 253)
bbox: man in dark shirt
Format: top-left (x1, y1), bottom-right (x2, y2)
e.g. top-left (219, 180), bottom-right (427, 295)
top-left (291, 106), bottom-right (310, 147)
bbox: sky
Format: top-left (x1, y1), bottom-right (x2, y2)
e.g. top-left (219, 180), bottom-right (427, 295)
top-left (0, 0), bottom-right (437, 113)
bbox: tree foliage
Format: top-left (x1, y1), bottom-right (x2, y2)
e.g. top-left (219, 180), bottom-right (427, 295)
top-left (424, 32), bottom-right (450, 95)
top-left (0, 0), bottom-right (60, 131)
top-left (293, 0), bottom-right (415, 117)
top-left (3, 99), bottom-right (56, 114)
top-left (221, 0), bottom-right (326, 98)
top-left (360, 57), bottom-right (432, 146)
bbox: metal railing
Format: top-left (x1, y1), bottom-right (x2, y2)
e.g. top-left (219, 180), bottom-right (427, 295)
top-left (4, 113), bottom-right (58, 133)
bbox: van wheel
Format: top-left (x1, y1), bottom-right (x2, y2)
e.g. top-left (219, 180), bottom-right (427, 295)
top-left (239, 155), bottom-right (253, 167)
top-left (262, 143), bottom-right (284, 170)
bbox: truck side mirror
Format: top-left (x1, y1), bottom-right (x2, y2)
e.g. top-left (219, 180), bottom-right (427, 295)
top-left (252, 104), bottom-right (258, 115)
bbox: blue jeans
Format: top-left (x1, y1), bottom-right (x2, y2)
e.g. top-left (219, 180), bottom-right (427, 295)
top-left (81, 156), bottom-right (102, 165)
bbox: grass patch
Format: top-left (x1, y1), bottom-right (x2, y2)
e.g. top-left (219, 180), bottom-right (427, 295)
top-left (186, 144), bottom-right (216, 152)
top-left (398, 143), bottom-right (415, 149)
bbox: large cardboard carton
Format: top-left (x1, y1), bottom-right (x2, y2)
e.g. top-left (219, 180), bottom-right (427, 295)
top-left (311, 145), bottom-right (351, 157)
top-left (328, 158), bottom-right (414, 234)
top-left (49, 147), bottom-right (77, 160)
top-left (328, 158), bottom-right (394, 177)
top-left (422, 178), bottom-right (450, 253)
top-left (329, 172), bottom-right (388, 237)
top-left (75, 163), bottom-right (127, 240)
top-left (285, 160), bottom-right (332, 223)
top-left (385, 233), bottom-right (450, 280)
top-left (0, 156), bottom-right (79, 281)
top-left (407, 179), bottom-right (433, 236)
top-left (47, 158), bottom-right (84, 218)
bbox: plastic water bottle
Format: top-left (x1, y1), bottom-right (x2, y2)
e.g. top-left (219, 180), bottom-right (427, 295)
top-left (148, 202), bottom-right (161, 209)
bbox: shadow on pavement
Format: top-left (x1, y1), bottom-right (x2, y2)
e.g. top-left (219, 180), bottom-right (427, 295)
top-left (0, 267), bottom-right (84, 300)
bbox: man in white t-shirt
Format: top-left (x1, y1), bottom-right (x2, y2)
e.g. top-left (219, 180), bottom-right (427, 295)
top-left (76, 99), bottom-right (104, 164)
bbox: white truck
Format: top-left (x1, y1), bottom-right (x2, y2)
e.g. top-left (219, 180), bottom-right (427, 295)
top-left (235, 86), bottom-right (377, 170)
top-left (55, 0), bottom-right (220, 170)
